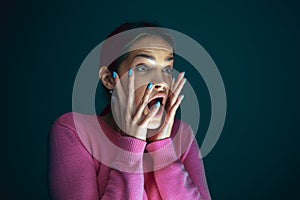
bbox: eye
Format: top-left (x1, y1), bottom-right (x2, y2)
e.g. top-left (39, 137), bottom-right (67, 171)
top-left (135, 64), bottom-right (148, 72)
top-left (162, 67), bottom-right (173, 74)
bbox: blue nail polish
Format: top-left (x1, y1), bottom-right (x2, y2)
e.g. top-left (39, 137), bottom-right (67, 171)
top-left (128, 68), bottom-right (132, 77)
top-left (182, 95), bottom-right (185, 99)
top-left (113, 71), bottom-right (116, 79)
top-left (147, 82), bottom-right (153, 90)
top-left (182, 71), bottom-right (185, 76)
top-left (155, 101), bottom-right (160, 108)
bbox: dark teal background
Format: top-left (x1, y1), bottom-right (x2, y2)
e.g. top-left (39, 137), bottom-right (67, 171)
top-left (1, 0), bottom-right (299, 199)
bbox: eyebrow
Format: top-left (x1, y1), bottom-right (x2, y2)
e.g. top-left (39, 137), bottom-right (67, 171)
top-left (134, 53), bottom-right (174, 62)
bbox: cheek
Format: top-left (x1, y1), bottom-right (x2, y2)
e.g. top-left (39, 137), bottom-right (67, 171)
top-left (134, 73), bottom-right (172, 87)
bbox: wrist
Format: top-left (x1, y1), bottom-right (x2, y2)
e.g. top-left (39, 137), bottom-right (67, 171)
top-left (121, 133), bottom-right (146, 141)
top-left (147, 135), bottom-right (170, 143)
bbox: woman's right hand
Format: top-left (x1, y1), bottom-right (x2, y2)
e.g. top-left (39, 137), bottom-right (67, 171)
top-left (111, 69), bottom-right (160, 141)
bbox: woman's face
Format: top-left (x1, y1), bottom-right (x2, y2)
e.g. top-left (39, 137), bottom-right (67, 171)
top-left (117, 36), bottom-right (174, 129)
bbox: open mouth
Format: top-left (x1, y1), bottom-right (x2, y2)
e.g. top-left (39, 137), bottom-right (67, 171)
top-left (147, 97), bottom-right (164, 109)
top-left (143, 92), bottom-right (167, 117)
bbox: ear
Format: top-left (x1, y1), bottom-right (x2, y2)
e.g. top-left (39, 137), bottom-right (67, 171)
top-left (99, 66), bottom-right (114, 90)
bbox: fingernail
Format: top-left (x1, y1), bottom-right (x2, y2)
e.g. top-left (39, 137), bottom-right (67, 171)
top-left (155, 101), bottom-right (160, 108)
top-left (113, 71), bottom-right (116, 79)
top-left (182, 71), bottom-right (185, 76)
top-left (182, 95), bottom-right (185, 100)
top-left (147, 82), bottom-right (153, 90)
top-left (128, 68), bottom-right (132, 77)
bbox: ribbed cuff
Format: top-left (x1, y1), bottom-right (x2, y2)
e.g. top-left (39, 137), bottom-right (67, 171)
top-left (146, 138), bottom-right (179, 170)
top-left (112, 136), bottom-right (146, 173)
top-left (118, 136), bottom-right (146, 153)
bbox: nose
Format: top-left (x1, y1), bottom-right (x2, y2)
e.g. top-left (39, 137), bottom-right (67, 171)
top-left (149, 68), bottom-right (171, 91)
top-left (152, 81), bottom-right (168, 91)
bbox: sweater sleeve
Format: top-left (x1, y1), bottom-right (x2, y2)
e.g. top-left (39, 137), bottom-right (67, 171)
top-left (48, 123), bottom-right (99, 200)
top-left (101, 136), bottom-right (148, 200)
top-left (48, 123), bottom-right (148, 200)
top-left (145, 126), bottom-right (211, 200)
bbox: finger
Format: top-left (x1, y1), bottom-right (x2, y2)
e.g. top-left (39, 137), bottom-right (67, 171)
top-left (169, 72), bottom-right (185, 107)
top-left (138, 101), bottom-right (160, 126)
top-left (133, 82), bottom-right (154, 122)
top-left (126, 68), bottom-right (134, 122)
top-left (112, 71), bottom-right (126, 126)
top-left (168, 95), bottom-right (184, 123)
top-left (172, 71), bottom-right (185, 92)
top-left (113, 71), bottom-right (126, 107)
top-left (170, 77), bottom-right (175, 91)
top-left (170, 78), bottom-right (186, 106)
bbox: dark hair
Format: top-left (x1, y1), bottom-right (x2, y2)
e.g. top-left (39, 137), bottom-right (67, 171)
top-left (100, 21), bottom-right (174, 73)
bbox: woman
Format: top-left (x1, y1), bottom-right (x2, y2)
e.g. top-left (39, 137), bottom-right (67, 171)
top-left (48, 22), bottom-right (211, 200)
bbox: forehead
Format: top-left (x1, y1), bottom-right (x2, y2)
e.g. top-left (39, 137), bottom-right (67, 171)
top-left (128, 36), bottom-right (173, 53)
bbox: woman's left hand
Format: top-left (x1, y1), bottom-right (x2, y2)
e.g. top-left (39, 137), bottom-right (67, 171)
top-left (147, 72), bottom-right (186, 142)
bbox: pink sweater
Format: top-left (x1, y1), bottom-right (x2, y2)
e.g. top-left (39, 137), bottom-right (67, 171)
top-left (48, 112), bottom-right (211, 200)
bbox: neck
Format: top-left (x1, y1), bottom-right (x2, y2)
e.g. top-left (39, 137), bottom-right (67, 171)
top-left (100, 111), bottom-right (120, 132)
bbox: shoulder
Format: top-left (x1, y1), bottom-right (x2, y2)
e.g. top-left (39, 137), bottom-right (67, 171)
top-left (49, 112), bottom-right (103, 148)
top-left (48, 113), bottom-right (104, 168)
top-left (50, 112), bottom-right (99, 133)
top-left (53, 112), bottom-right (76, 125)
top-left (49, 112), bottom-right (116, 158)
